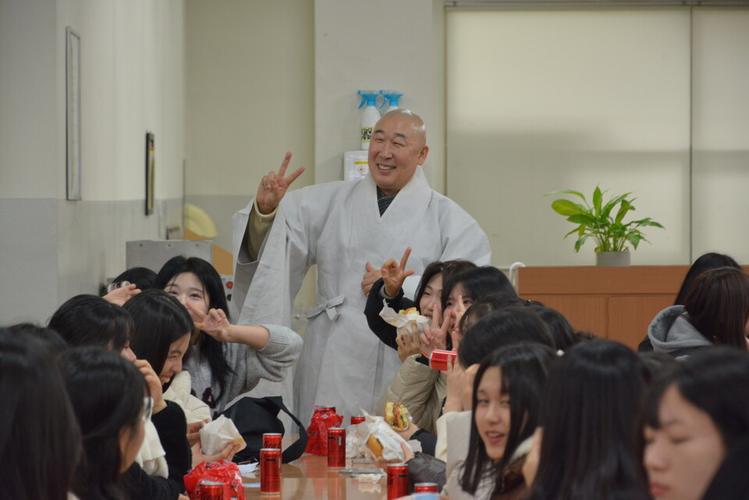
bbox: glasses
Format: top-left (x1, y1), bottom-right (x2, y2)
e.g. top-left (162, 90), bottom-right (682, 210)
top-left (143, 397), bottom-right (153, 422)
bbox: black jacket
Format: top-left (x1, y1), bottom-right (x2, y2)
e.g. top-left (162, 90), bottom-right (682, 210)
top-left (364, 278), bottom-right (416, 351)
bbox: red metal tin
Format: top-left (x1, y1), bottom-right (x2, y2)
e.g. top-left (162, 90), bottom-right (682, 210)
top-left (350, 416), bottom-right (366, 425)
top-left (260, 448), bottom-right (282, 494)
top-left (262, 433), bottom-right (283, 450)
top-left (429, 349), bottom-right (457, 372)
top-left (327, 427), bottom-right (346, 467)
top-left (387, 463), bottom-right (409, 499)
top-left (197, 479), bottom-right (225, 500)
top-left (413, 482), bottom-right (439, 493)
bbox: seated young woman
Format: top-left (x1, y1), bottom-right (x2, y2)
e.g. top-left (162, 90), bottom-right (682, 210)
top-left (59, 347), bottom-right (178, 500)
top-left (364, 251), bottom-right (475, 358)
top-left (48, 294), bottom-right (186, 499)
top-left (639, 252), bottom-right (740, 351)
top-left (384, 266), bottom-right (522, 447)
top-left (524, 340), bottom-right (649, 500)
top-left (647, 267), bottom-right (749, 358)
top-left (643, 347), bottom-right (749, 500)
top-left (385, 295), bottom-right (511, 441)
top-left (444, 343), bottom-right (555, 500)
top-left (405, 307), bottom-right (554, 487)
top-left (0, 327), bottom-right (81, 500)
top-left (124, 289), bottom-right (239, 464)
top-left (157, 256), bottom-right (302, 414)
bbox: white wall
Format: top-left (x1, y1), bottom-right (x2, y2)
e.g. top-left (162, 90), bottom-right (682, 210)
top-left (314, 0), bottom-right (446, 191)
top-left (445, 7), bottom-right (749, 268)
top-left (184, 0), bottom-right (314, 252)
top-left (0, 0), bottom-right (185, 324)
top-left (691, 8), bottom-right (749, 263)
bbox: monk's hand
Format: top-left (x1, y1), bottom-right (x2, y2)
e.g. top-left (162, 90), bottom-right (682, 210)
top-left (380, 247), bottom-right (415, 298)
top-left (361, 262), bottom-right (382, 297)
top-left (255, 151), bottom-right (305, 215)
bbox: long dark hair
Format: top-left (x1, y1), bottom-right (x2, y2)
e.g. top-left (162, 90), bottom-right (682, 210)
top-left (48, 294), bottom-right (133, 351)
top-left (458, 306), bottom-right (554, 368)
top-left (675, 252), bottom-right (740, 305)
top-left (111, 266), bottom-right (158, 291)
top-left (460, 343), bottom-right (555, 496)
top-left (414, 260), bottom-right (476, 307)
top-left (124, 289), bottom-right (193, 377)
top-left (60, 347), bottom-right (147, 500)
top-left (528, 340), bottom-right (649, 500)
top-left (156, 256), bottom-right (233, 398)
top-left (0, 329), bottom-right (82, 500)
top-left (442, 265), bottom-right (518, 310)
top-left (644, 347), bottom-right (749, 445)
top-left (525, 303), bottom-right (576, 351)
top-left (683, 267), bottom-right (749, 349)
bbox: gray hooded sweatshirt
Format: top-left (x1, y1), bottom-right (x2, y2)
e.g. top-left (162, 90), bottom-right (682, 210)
top-left (647, 305), bottom-right (711, 358)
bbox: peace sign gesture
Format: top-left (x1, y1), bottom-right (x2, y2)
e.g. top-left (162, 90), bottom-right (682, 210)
top-left (381, 247), bottom-right (415, 298)
top-left (420, 302), bottom-right (452, 359)
top-left (255, 151), bottom-right (306, 215)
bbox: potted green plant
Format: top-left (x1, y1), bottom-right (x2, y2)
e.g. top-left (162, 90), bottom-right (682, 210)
top-left (549, 186), bottom-right (664, 266)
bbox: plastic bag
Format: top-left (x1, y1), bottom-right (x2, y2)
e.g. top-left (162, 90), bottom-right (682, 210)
top-left (348, 412), bottom-right (408, 462)
top-left (305, 406), bottom-right (343, 456)
top-left (184, 459), bottom-right (245, 500)
top-left (379, 302), bottom-right (430, 338)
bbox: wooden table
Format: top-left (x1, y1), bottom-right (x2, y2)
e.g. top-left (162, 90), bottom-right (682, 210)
top-left (244, 455), bottom-right (389, 499)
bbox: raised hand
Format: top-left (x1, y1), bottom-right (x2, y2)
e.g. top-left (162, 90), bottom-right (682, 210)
top-left (187, 420), bottom-right (208, 448)
top-left (103, 282), bottom-right (140, 306)
top-left (396, 323), bottom-right (421, 362)
top-left (444, 354), bottom-right (466, 413)
top-left (419, 303), bottom-right (451, 359)
top-left (380, 247), bottom-right (415, 298)
top-left (361, 262), bottom-right (383, 297)
top-left (134, 359), bottom-right (166, 414)
top-left (255, 151), bottom-right (305, 215)
top-left (189, 304), bottom-right (232, 343)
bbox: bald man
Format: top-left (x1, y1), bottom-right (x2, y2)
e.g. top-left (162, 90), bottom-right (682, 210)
top-left (231, 110), bottom-right (490, 425)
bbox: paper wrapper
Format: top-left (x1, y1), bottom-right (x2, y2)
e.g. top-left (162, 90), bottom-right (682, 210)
top-left (347, 411), bottom-right (410, 463)
top-left (379, 301), bottom-right (430, 341)
top-left (199, 415), bottom-right (247, 456)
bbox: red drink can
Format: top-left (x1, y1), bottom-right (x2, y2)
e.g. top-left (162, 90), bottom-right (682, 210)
top-left (197, 479), bottom-right (225, 500)
top-left (263, 432), bottom-right (283, 450)
top-left (350, 415), bottom-right (365, 425)
top-left (387, 463), bottom-right (409, 499)
top-left (327, 427), bottom-right (346, 467)
top-left (429, 349), bottom-right (457, 372)
top-left (260, 448), bottom-right (282, 494)
top-left (413, 482), bottom-right (439, 493)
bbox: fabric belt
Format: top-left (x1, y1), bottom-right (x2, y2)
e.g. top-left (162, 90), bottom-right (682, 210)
top-left (305, 295), bottom-right (345, 321)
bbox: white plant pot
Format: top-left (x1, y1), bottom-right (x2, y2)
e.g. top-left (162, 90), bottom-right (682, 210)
top-left (596, 251), bottom-right (631, 267)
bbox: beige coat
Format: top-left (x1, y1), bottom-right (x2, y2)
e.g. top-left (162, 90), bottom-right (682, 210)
top-left (383, 354), bottom-right (446, 434)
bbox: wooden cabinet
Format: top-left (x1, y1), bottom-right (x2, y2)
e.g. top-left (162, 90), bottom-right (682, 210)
top-left (517, 266), bottom-right (689, 349)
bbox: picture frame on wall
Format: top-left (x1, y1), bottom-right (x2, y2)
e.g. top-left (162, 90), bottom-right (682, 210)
top-left (145, 132), bottom-right (155, 215)
top-left (65, 27), bottom-right (81, 201)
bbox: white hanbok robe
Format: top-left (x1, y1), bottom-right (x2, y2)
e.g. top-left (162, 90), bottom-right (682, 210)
top-left (231, 167), bottom-right (490, 425)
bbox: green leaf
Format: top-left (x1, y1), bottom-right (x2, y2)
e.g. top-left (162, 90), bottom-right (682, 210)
top-left (547, 190), bottom-right (588, 204)
top-left (564, 225), bottom-right (584, 238)
top-left (574, 235), bottom-right (589, 252)
top-left (593, 186), bottom-right (603, 216)
top-left (601, 193), bottom-right (629, 220)
top-left (551, 199), bottom-right (585, 216)
top-left (614, 200), bottom-right (634, 224)
top-left (567, 213), bottom-right (597, 225)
